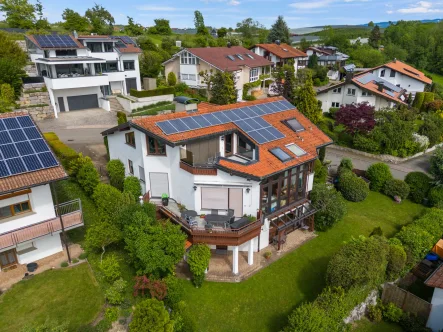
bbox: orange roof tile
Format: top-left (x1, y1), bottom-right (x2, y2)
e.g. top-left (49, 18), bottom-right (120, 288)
top-left (384, 60), bottom-right (432, 85)
top-left (107, 97), bottom-right (332, 179)
top-left (352, 73), bottom-right (407, 105)
top-left (425, 265), bottom-right (443, 289)
top-left (253, 43), bottom-right (307, 59)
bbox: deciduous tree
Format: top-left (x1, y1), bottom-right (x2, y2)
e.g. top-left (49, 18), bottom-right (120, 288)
top-left (335, 102), bottom-right (376, 135)
top-left (194, 10), bottom-right (207, 35)
top-left (85, 4), bottom-right (115, 35)
top-left (267, 16), bottom-right (290, 44)
top-left (62, 8), bottom-right (89, 32)
top-left (125, 16), bottom-right (144, 36)
top-left (294, 71), bottom-right (322, 124)
top-left (217, 27), bottom-right (227, 38)
top-left (209, 71), bottom-right (237, 105)
top-left (0, 0), bottom-right (35, 29)
top-left (153, 19), bottom-right (172, 35)
top-left (130, 299), bottom-right (173, 332)
top-left (140, 51), bottom-right (163, 78)
top-left (85, 220), bottom-right (122, 262)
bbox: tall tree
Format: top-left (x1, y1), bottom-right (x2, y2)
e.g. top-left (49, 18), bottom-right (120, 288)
top-left (294, 71), bottom-right (322, 124)
top-left (368, 21), bottom-right (375, 27)
top-left (139, 51), bottom-right (163, 78)
top-left (152, 19), bottom-right (172, 35)
top-left (299, 38), bottom-right (311, 51)
top-left (62, 8), bottom-right (89, 32)
top-left (0, 0), bottom-right (35, 29)
top-left (33, 0), bottom-right (50, 30)
top-left (368, 25), bottom-right (381, 48)
top-left (85, 4), bottom-right (115, 35)
top-left (217, 27), bottom-right (227, 38)
top-left (267, 16), bottom-right (290, 44)
top-left (194, 10), bottom-right (207, 35)
top-left (209, 71), bottom-right (237, 105)
top-left (236, 18), bottom-right (264, 40)
top-left (307, 53), bottom-right (318, 69)
top-left (125, 16), bottom-right (144, 36)
top-left (271, 62), bottom-right (296, 102)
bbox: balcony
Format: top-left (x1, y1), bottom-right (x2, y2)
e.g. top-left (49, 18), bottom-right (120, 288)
top-left (45, 74), bottom-right (109, 90)
top-left (179, 148), bottom-right (218, 176)
top-left (0, 199), bottom-right (83, 251)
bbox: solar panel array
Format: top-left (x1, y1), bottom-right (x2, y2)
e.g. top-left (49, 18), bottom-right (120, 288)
top-left (111, 36), bottom-right (136, 45)
top-left (356, 73), bottom-right (402, 93)
top-left (157, 100), bottom-right (294, 144)
top-left (35, 35), bottom-right (78, 49)
top-left (0, 116), bottom-right (59, 179)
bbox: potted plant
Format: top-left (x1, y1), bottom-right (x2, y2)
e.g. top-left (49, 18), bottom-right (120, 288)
top-left (264, 251), bottom-right (272, 260)
top-left (161, 193), bottom-right (169, 206)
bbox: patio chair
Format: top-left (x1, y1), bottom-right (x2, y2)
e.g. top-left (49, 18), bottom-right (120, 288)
top-left (227, 209), bottom-right (234, 218)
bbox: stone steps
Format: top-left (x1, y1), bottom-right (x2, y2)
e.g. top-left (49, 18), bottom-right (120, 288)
top-left (108, 97), bottom-right (126, 113)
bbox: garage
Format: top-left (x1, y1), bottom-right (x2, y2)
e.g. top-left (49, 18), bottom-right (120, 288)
top-left (125, 78), bottom-right (137, 93)
top-left (67, 94), bottom-right (99, 111)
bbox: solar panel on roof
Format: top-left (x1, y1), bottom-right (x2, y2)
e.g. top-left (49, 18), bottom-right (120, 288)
top-left (247, 131), bottom-right (267, 144)
top-left (157, 121), bottom-right (178, 135)
top-left (192, 115), bottom-right (212, 127)
top-left (0, 115), bottom-right (59, 179)
top-left (180, 117), bottom-right (201, 130)
top-left (270, 148), bottom-right (292, 162)
top-left (266, 127), bottom-right (285, 140)
top-left (213, 112), bottom-right (230, 124)
top-left (202, 113), bottom-right (222, 125)
top-left (224, 110), bottom-right (241, 121)
top-left (34, 35), bottom-right (78, 48)
top-left (248, 105), bottom-right (266, 116)
top-left (235, 120), bottom-right (255, 132)
top-left (119, 36), bottom-right (136, 44)
top-left (0, 120), bottom-right (6, 131)
top-left (386, 90), bottom-right (395, 97)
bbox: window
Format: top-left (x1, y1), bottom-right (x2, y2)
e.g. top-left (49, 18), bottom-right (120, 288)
top-left (347, 88), bottom-right (356, 96)
top-left (236, 54), bottom-right (244, 60)
top-left (225, 134), bottom-right (233, 156)
top-left (139, 166), bottom-right (145, 182)
top-left (0, 201), bottom-right (31, 220)
top-left (103, 42), bottom-right (114, 52)
top-left (181, 73), bottom-right (196, 81)
top-left (284, 118), bottom-right (305, 132)
top-left (180, 51), bottom-right (197, 65)
top-left (44, 50), bottom-right (50, 58)
top-left (362, 91), bottom-right (373, 97)
top-left (380, 69), bottom-right (385, 77)
top-left (88, 42), bottom-right (103, 52)
top-left (128, 159), bottom-right (134, 175)
top-left (125, 132), bottom-right (135, 147)
top-left (246, 54), bottom-right (254, 59)
top-left (55, 49), bottom-right (77, 57)
top-left (147, 135), bottom-right (166, 155)
top-left (286, 143), bottom-right (307, 157)
top-left (390, 70), bottom-right (396, 77)
top-left (332, 87), bottom-right (342, 93)
top-left (332, 102), bottom-right (340, 108)
top-left (249, 68), bottom-right (259, 82)
top-left (123, 61), bottom-right (135, 70)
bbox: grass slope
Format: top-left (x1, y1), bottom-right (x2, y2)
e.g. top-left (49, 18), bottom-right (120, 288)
top-left (0, 264), bottom-right (103, 332)
top-left (423, 69), bottom-right (443, 86)
top-left (180, 192), bottom-right (424, 332)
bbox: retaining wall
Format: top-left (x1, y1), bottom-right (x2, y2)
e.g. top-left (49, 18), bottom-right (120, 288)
top-left (17, 83), bottom-right (54, 120)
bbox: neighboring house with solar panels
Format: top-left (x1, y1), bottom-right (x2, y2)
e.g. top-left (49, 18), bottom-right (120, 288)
top-left (316, 71), bottom-right (408, 113)
top-left (0, 112), bottom-right (83, 272)
top-left (102, 96), bottom-right (331, 275)
top-left (25, 34), bottom-right (142, 116)
top-left (249, 42), bottom-right (308, 73)
top-left (162, 46), bottom-right (273, 101)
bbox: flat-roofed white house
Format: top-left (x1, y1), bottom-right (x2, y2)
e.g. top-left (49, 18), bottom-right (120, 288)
top-left (25, 34), bottom-right (142, 116)
top-left (0, 113), bottom-right (83, 274)
top-left (102, 96), bottom-right (332, 275)
top-left (162, 46), bottom-right (273, 101)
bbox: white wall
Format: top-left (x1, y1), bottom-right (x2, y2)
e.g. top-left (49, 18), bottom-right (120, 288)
top-left (179, 64), bottom-right (202, 87)
top-left (372, 67), bottom-right (426, 96)
top-left (427, 288), bottom-right (443, 331)
top-left (116, 94), bottom-right (174, 112)
top-left (16, 234), bottom-right (63, 264)
top-left (50, 86), bottom-right (102, 113)
top-left (0, 185), bottom-right (55, 234)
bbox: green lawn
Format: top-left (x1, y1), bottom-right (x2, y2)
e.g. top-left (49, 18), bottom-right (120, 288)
top-left (131, 102), bottom-right (175, 116)
top-left (0, 264), bottom-right (104, 332)
top-left (180, 192), bottom-right (425, 332)
top-left (353, 318), bottom-right (404, 332)
top-left (423, 69), bottom-right (443, 86)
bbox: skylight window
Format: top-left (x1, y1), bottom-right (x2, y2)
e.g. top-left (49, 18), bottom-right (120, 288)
top-left (286, 143), bottom-right (307, 157)
top-left (236, 54), bottom-right (244, 60)
top-left (283, 118), bottom-right (305, 132)
top-left (269, 148), bottom-right (292, 162)
top-left (227, 55), bottom-right (236, 61)
top-left (246, 54), bottom-right (254, 59)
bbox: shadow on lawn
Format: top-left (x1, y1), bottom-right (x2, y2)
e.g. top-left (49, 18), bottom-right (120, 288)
top-left (265, 255), bottom-right (331, 331)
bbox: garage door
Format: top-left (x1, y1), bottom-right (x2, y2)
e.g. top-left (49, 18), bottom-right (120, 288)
top-left (125, 78), bottom-right (137, 93)
top-left (67, 94), bottom-right (99, 111)
top-left (149, 172), bottom-right (169, 198)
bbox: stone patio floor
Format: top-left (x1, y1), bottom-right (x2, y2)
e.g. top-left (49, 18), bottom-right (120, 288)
top-left (0, 243), bottom-right (83, 291)
top-left (176, 229), bottom-right (317, 282)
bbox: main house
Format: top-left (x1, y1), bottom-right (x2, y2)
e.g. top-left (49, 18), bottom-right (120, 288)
top-left (249, 42), bottom-right (308, 73)
top-left (25, 33), bottom-right (142, 116)
top-left (306, 46), bottom-right (349, 68)
top-left (0, 113), bottom-right (83, 273)
top-left (102, 96), bottom-right (331, 274)
top-left (163, 46), bottom-right (273, 101)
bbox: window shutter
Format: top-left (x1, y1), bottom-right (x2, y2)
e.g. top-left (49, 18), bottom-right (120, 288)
top-left (201, 187), bottom-right (228, 210)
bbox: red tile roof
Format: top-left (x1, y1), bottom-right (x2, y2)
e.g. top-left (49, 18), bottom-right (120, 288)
top-left (0, 112), bottom-right (68, 194)
top-left (352, 73), bottom-right (407, 105)
top-left (108, 97), bottom-right (331, 179)
top-left (383, 60), bottom-right (432, 85)
top-left (253, 43), bottom-right (307, 59)
top-left (425, 265), bottom-right (443, 289)
top-left (184, 46), bottom-right (273, 72)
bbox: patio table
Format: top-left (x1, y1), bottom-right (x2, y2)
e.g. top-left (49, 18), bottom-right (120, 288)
top-left (204, 214), bottom-right (230, 227)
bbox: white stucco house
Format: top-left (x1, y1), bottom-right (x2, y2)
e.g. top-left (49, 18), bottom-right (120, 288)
top-left (425, 265), bottom-right (443, 331)
top-left (0, 113), bottom-right (83, 273)
top-left (25, 33), bottom-right (142, 116)
top-left (102, 96), bottom-right (332, 274)
top-left (163, 46), bottom-right (273, 101)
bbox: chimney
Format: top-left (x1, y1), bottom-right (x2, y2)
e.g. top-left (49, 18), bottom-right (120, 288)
top-left (227, 41), bottom-right (231, 48)
top-left (175, 40), bottom-right (182, 48)
top-left (393, 58), bottom-right (397, 63)
top-left (275, 40), bottom-right (281, 45)
top-left (73, 30), bottom-right (78, 39)
top-left (377, 82), bottom-right (384, 92)
top-left (345, 72), bottom-right (354, 83)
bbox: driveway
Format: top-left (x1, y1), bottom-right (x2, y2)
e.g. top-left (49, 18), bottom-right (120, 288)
top-left (38, 109), bottom-right (118, 168)
top-left (326, 145), bottom-right (432, 180)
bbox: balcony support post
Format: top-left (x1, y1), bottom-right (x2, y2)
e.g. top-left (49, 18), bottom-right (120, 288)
top-left (248, 238), bottom-right (254, 265)
top-left (233, 246), bottom-right (239, 275)
top-left (50, 182), bottom-right (71, 263)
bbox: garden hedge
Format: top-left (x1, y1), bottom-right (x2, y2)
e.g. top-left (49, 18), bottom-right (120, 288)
top-left (311, 184), bottom-right (347, 230)
top-left (404, 172), bottom-right (431, 204)
top-left (383, 179), bottom-right (410, 200)
top-left (130, 87), bottom-right (175, 98)
top-left (420, 92), bottom-right (435, 112)
top-left (107, 159), bottom-right (125, 191)
top-left (412, 92), bottom-right (425, 110)
top-left (428, 187), bottom-right (443, 208)
top-left (124, 176), bottom-right (142, 200)
top-left (366, 163), bottom-right (393, 192)
top-left (116, 111), bottom-right (127, 125)
top-left (43, 132), bottom-right (79, 167)
top-left (338, 171), bottom-right (369, 202)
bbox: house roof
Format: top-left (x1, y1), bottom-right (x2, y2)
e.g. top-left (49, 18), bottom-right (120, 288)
top-left (0, 112), bottom-right (68, 194)
top-left (173, 46), bottom-right (273, 72)
top-left (425, 265), bottom-right (443, 289)
top-left (25, 34), bottom-right (85, 50)
top-left (252, 43), bottom-right (307, 59)
top-left (307, 47), bottom-right (332, 56)
top-left (102, 97), bottom-right (332, 180)
top-left (382, 60), bottom-right (432, 85)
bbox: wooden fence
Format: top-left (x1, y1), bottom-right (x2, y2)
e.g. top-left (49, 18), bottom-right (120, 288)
top-left (382, 283), bottom-right (432, 319)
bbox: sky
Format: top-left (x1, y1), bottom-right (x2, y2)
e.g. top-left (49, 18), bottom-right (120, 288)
top-left (5, 0), bottom-right (443, 29)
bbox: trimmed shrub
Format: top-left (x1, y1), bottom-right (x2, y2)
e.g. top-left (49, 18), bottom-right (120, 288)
top-left (107, 159), bottom-right (125, 191)
top-left (187, 244), bottom-right (211, 287)
top-left (130, 298), bottom-right (173, 332)
top-left (79, 252), bottom-right (88, 260)
top-left (338, 158), bottom-right (353, 173)
top-left (68, 153), bottom-right (93, 178)
top-left (167, 72), bottom-right (177, 86)
top-left (405, 172), bottom-right (432, 203)
top-left (105, 307), bottom-right (119, 322)
top-left (420, 92), bottom-right (435, 112)
top-left (117, 111), bottom-right (127, 125)
top-left (43, 132), bottom-right (58, 141)
top-left (163, 275), bottom-right (184, 309)
top-left (318, 147), bottom-right (326, 162)
top-left (414, 209), bottom-right (443, 244)
top-left (326, 236), bottom-right (389, 290)
top-left (100, 254), bottom-right (121, 281)
top-left (338, 171), bottom-right (369, 202)
top-left (92, 183), bottom-right (134, 220)
top-left (426, 99), bottom-right (443, 112)
top-left (428, 187), bottom-right (443, 208)
top-left (368, 304), bottom-right (382, 322)
top-left (44, 134), bottom-right (78, 167)
top-left (123, 176), bottom-right (142, 200)
top-left (72, 258), bottom-right (79, 263)
top-left (383, 179), bottom-right (410, 200)
top-left (412, 92), bottom-right (425, 110)
top-left (366, 163), bottom-right (393, 192)
top-left (395, 225), bottom-right (434, 265)
top-left (60, 261), bottom-right (68, 268)
top-left (130, 87), bottom-right (175, 98)
top-left (382, 302), bottom-right (403, 323)
top-left (313, 159), bottom-right (327, 184)
top-left (77, 163), bottom-right (100, 196)
top-left (105, 278), bottom-right (127, 305)
top-left (310, 184), bottom-right (347, 230)
top-left (328, 107), bottom-right (340, 119)
top-left (386, 244), bottom-right (407, 281)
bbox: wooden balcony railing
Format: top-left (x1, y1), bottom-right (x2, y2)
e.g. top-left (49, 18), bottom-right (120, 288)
top-left (180, 161), bottom-right (217, 176)
top-left (0, 199), bottom-right (83, 251)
